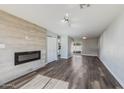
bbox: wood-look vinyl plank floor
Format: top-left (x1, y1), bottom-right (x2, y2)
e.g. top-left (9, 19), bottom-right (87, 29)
top-left (0, 55), bottom-right (122, 89)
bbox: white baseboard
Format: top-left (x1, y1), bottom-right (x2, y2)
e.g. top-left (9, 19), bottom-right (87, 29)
top-left (82, 53), bottom-right (98, 56)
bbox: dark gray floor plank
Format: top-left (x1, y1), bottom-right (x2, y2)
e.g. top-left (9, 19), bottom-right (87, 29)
top-left (0, 55), bottom-right (122, 89)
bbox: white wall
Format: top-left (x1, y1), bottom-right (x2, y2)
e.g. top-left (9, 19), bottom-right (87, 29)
top-left (68, 36), bottom-right (73, 58)
top-left (47, 31), bottom-right (58, 38)
top-left (99, 12), bottom-right (124, 87)
top-left (82, 38), bottom-right (98, 56)
top-left (61, 35), bottom-right (73, 59)
top-left (61, 35), bottom-right (68, 59)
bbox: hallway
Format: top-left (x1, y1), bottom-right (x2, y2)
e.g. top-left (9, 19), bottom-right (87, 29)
top-left (1, 55), bottom-right (122, 89)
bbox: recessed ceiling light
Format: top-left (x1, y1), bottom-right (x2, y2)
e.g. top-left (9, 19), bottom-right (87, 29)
top-left (82, 37), bottom-right (87, 39)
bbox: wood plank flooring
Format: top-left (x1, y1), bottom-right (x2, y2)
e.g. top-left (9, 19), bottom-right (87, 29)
top-left (0, 55), bottom-right (122, 89)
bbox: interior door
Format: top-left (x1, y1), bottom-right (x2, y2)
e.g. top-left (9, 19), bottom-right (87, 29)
top-left (47, 37), bottom-right (57, 63)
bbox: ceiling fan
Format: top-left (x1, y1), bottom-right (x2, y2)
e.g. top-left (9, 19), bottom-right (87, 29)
top-left (61, 4), bottom-right (90, 27)
top-left (61, 13), bottom-right (71, 26)
top-left (80, 4), bottom-right (90, 9)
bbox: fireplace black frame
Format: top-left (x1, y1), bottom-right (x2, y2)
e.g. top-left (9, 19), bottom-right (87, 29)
top-left (15, 51), bottom-right (41, 65)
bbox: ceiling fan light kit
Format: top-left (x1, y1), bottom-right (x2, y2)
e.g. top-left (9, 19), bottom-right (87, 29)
top-left (61, 12), bottom-right (71, 26)
top-left (61, 4), bottom-right (90, 27)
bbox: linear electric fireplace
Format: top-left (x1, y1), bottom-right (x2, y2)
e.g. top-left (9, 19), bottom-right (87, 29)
top-left (15, 51), bottom-right (41, 65)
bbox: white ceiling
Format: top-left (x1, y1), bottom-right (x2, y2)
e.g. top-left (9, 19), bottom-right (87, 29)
top-left (0, 4), bottom-right (124, 39)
